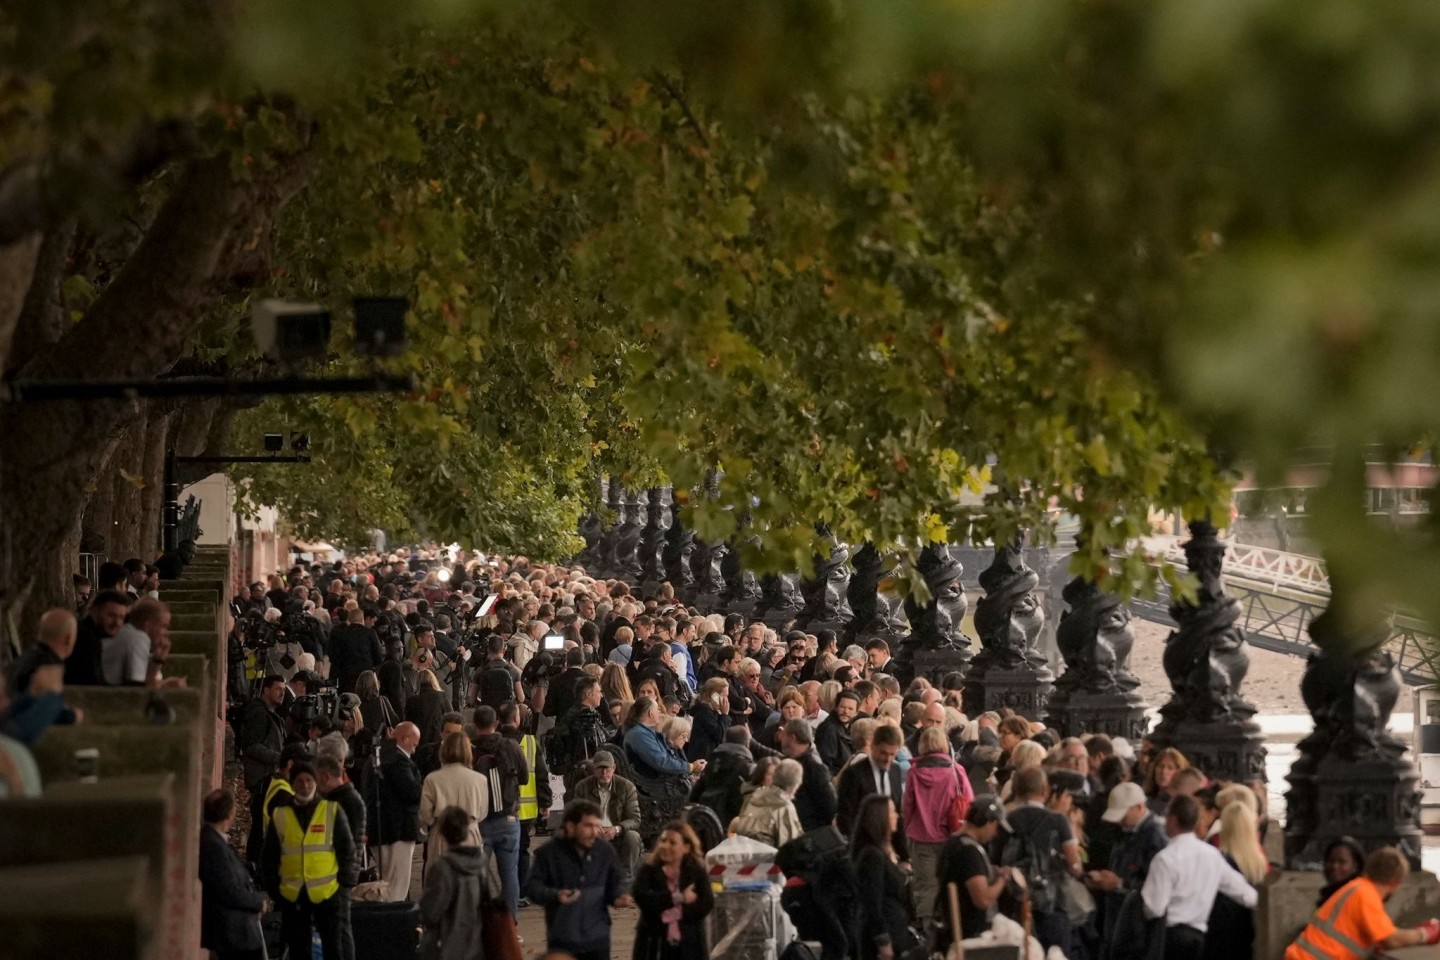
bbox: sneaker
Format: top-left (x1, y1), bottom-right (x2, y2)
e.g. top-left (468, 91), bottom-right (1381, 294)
top-left (517, 897), bottom-right (531, 909)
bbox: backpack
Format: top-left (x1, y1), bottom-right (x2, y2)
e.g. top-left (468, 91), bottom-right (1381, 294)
top-left (473, 738), bottom-right (519, 819)
top-left (477, 659), bottom-right (516, 708)
top-left (999, 827), bottom-right (1058, 914)
top-left (682, 803), bottom-right (726, 853)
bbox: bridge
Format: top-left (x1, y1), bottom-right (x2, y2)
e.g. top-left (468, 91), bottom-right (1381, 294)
top-left (1129, 536), bottom-right (1440, 687)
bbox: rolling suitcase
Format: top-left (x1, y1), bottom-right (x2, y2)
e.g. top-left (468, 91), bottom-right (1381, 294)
top-left (351, 899), bottom-right (421, 960)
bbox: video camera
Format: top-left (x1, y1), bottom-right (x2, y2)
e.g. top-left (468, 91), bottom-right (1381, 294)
top-left (288, 677), bottom-right (351, 728)
top-left (232, 607), bottom-right (279, 656)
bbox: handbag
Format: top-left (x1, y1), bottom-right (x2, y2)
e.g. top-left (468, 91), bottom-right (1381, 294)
top-left (945, 791), bottom-right (972, 834)
top-left (480, 900), bottom-right (523, 960)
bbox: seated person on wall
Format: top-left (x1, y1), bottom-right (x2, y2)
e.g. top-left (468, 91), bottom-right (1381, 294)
top-left (3, 609), bottom-right (86, 745)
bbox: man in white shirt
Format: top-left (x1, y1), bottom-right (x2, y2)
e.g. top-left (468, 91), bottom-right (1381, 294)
top-left (1141, 794), bottom-right (1257, 960)
top-left (102, 598), bottom-right (172, 687)
top-left (800, 680), bottom-right (828, 729)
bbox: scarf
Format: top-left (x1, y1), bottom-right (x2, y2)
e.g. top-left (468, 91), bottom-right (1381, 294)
top-left (660, 864), bottom-right (683, 944)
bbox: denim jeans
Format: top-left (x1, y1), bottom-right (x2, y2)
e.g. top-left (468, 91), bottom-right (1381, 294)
top-left (481, 816), bottom-right (522, 917)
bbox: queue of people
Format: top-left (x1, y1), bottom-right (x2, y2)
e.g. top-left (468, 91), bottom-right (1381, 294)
top-left (15, 542), bottom-right (1440, 960)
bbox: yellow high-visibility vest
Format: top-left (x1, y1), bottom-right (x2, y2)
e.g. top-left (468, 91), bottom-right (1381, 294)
top-left (517, 734), bottom-right (539, 821)
top-left (274, 800), bottom-right (341, 903)
top-left (262, 776), bottom-right (294, 834)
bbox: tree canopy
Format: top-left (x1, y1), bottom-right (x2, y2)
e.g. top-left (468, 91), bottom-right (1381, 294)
top-left (5, 0), bottom-right (1440, 632)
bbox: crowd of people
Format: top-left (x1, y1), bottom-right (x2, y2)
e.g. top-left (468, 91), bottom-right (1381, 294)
top-left (6, 541), bottom-right (1440, 960)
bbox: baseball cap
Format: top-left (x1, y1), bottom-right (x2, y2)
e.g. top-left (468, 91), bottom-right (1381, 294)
top-left (1102, 781), bottom-right (1147, 823)
top-left (590, 752), bottom-right (616, 769)
top-left (966, 794), bottom-right (1011, 833)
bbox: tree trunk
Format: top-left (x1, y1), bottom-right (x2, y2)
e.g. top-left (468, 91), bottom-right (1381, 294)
top-left (139, 407), bottom-right (173, 558)
top-left (0, 132), bottom-right (314, 632)
top-left (109, 409), bottom-right (148, 562)
top-left (82, 446), bottom-right (119, 556)
top-left (0, 234), bottom-right (41, 373)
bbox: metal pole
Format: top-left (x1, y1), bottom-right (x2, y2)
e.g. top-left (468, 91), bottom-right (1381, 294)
top-left (0, 373), bottom-right (416, 404)
top-left (174, 455), bottom-right (312, 465)
top-left (162, 448), bottom-right (179, 554)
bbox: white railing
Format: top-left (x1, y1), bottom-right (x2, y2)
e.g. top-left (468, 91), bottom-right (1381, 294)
top-left (1140, 535), bottom-right (1331, 597)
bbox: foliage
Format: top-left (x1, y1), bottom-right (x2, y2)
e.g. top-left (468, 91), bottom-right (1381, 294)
top-left (209, 15), bottom-right (1225, 598)
top-left (25, 0), bottom-right (1440, 630)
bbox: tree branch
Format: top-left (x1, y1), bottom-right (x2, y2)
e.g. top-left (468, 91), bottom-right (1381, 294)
top-left (8, 218), bottom-right (77, 375)
top-left (0, 120), bottom-right (196, 248)
top-left (653, 72), bottom-right (711, 147)
top-left (22, 121), bottom-right (314, 382)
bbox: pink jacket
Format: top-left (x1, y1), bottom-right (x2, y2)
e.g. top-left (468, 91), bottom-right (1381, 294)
top-left (903, 752), bottom-right (973, 844)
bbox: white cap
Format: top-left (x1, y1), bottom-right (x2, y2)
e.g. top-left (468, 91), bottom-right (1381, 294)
top-left (1102, 781), bottom-right (1147, 823)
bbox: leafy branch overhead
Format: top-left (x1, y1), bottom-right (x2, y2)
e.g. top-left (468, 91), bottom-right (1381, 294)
top-left (11, 1), bottom-right (1440, 625)
top-left (218, 17), bottom-right (1224, 596)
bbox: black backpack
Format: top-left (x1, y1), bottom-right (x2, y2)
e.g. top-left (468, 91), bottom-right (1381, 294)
top-left (473, 737), bottom-right (519, 818)
top-left (477, 659), bottom-right (516, 708)
top-left (1000, 827), bottom-right (1058, 914)
top-left (682, 803), bottom-right (726, 853)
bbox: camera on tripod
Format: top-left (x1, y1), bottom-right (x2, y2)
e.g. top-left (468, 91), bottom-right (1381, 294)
top-left (289, 673), bottom-right (342, 727)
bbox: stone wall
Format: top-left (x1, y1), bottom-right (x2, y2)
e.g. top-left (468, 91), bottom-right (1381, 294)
top-left (0, 545), bottom-right (231, 960)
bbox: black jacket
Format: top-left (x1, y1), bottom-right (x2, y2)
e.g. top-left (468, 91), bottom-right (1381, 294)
top-left (373, 745), bottom-right (423, 844)
top-left (547, 667), bottom-right (589, 719)
top-left (792, 748), bottom-right (839, 832)
top-left (689, 742), bottom-right (753, 827)
top-left (685, 703), bottom-right (728, 762)
top-left (472, 731), bottom-right (529, 818)
top-left (327, 624), bottom-right (384, 690)
top-left (238, 699), bottom-right (286, 791)
top-left (326, 782), bottom-right (368, 846)
top-left (632, 856), bottom-right (715, 960)
top-left (199, 825), bottom-right (265, 951)
top-left (405, 688), bottom-right (449, 747)
top-left (526, 836), bottom-right (621, 955)
top-left (66, 617), bottom-right (108, 686)
top-left (836, 759), bottom-right (909, 858)
top-left (853, 846), bottom-right (916, 960)
top-left (814, 714), bottom-right (854, 774)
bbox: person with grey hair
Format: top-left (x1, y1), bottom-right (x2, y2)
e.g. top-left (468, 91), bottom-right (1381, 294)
top-left (776, 717), bottom-right (837, 831)
top-left (730, 757), bottom-right (805, 849)
top-left (508, 619), bottom-right (546, 671)
top-left (840, 644), bottom-right (868, 676)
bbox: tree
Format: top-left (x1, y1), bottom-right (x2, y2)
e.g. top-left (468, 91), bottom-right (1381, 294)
top-left (0, 2), bottom-right (1232, 631)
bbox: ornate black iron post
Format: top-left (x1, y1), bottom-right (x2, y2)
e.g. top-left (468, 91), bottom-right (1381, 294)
top-left (1045, 538), bottom-right (1149, 741)
top-left (594, 481), bottom-right (625, 579)
top-left (1149, 519), bottom-right (1266, 784)
top-left (662, 498), bottom-right (696, 598)
top-left (721, 535), bottom-right (763, 617)
top-left (796, 527), bottom-right (854, 634)
top-left (755, 573), bottom-right (804, 628)
top-left (1285, 570), bottom-right (1422, 867)
top-left (637, 487), bottom-right (670, 595)
top-left (963, 534), bottom-right (1054, 719)
top-left (610, 488), bottom-right (645, 585)
top-left (901, 544), bottom-right (972, 685)
top-left (848, 544), bottom-right (909, 644)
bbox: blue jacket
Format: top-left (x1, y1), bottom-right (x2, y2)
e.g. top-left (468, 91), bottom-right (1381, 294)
top-left (624, 723), bottom-right (690, 778)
